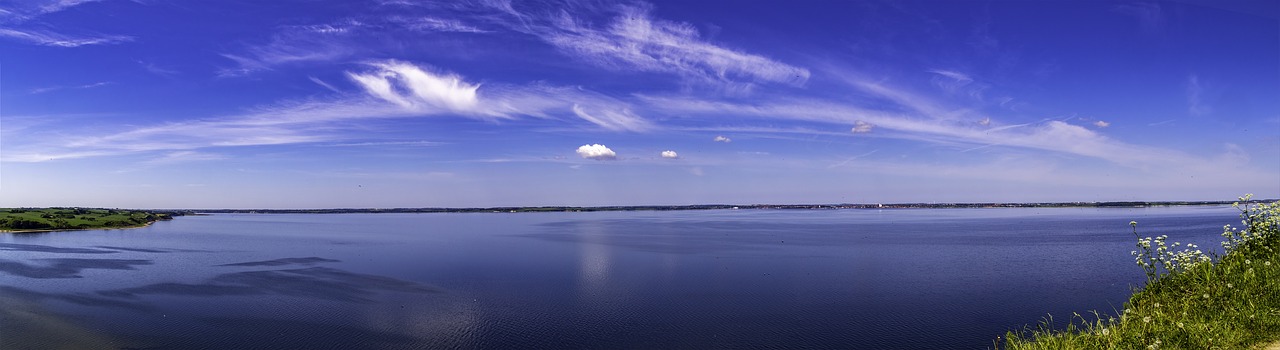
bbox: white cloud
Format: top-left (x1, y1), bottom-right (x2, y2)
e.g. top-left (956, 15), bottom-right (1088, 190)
top-left (1113, 2), bottom-right (1165, 33)
top-left (851, 120), bottom-right (874, 133)
top-left (400, 17), bottom-right (489, 33)
top-left (1187, 75), bottom-right (1211, 115)
top-left (29, 81), bottom-right (111, 94)
top-left (570, 104), bottom-right (653, 132)
top-left (137, 60), bottom-right (180, 76)
top-left (321, 140), bottom-right (442, 147)
top-left (37, 0), bottom-right (101, 14)
top-left (928, 69), bottom-right (973, 92)
top-left (576, 144), bottom-right (617, 160)
top-left (713, 135), bottom-right (731, 143)
top-left (1093, 120), bottom-right (1110, 128)
top-left (0, 1), bottom-right (129, 48)
top-left (639, 92), bottom-right (1217, 170)
top-left (215, 27), bottom-right (356, 77)
top-left (978, 117), bottom-right (991, 126)
top-left (0, 28), bottom-right (132, 47)
top-left (141, 151), bottom-right (226, 165)
top-left (661, 150), bottom-right (678, 159)
top-left (480, 3), bottom-right (807, 92)
top-left (308, 76), bottom-right (342, 93)
top-left (348, 60), bottom-right (482, 113)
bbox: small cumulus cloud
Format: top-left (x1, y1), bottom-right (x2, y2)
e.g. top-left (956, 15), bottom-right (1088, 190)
top-left (1093, 120), bottom-right (1111, 128)
top-left (851, 120), bottom-right (874, 133)
top-left (660, 150), bottom-right (678, 159)
top-left (576, 144), bottom-right (617, 160)
top-left (713, 135), bottom-right (731, 143)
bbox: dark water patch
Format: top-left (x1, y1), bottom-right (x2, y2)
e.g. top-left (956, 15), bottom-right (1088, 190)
top-left (219, 257), bottom-right (341, 267)
top-left (100, 266), bottom-right (438, 302)
top-left (0, 258), bottom-right (152, 278)
top-left (93, 246), bottom-right (170, 253)
top-left (0, 243), bottom-right (117, 254)
top-left (186, 317), bottom-right (420, 350)
top-left (0, 286), bottom-right (151, 311)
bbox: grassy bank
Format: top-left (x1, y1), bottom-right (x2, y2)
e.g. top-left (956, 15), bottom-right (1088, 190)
top-left (0, 208), bottom-right (176, 232)
top-left (1001, 196), bottom-right (1280, 349)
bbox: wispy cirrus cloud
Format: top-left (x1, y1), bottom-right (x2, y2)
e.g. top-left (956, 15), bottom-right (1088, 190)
top-left (214, 15), bottom-right (487, 76)
top-left (0, 0), bottom-right (132, 47)
top-left (223, 1), bottom-right (808, 91)
top-left (1, 0), bottom-right (100, 20)
top-left (213, 0), bottom-right (807, 98)
top-left (136, 60), bottom-right (180, 76)
top-left (139, 151), bottom-right (227, 166)
top-left (530, 4), bottom-right (809, 92)
top-left (320, 140), bottom-right (443, 147)
top-left (395, 16), bottom-right (489, 33)
top-left (1187, 74), bottom-right (1212, 115)
top-left (635, 72), bottom-right (1246, 174)
top-left (0, 27), bottom-right (131, 47)
top-left (29, 81), bottom-right (111, 94)
top-left (1113, 2), bottom-right (1165, 33)
top-left (927, 69), bottom-right (991, 103)
top-left (570, 104), bottom-right (652, 132)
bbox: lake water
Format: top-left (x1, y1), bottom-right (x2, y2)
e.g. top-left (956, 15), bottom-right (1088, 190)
top-left (0, 206), bottom-right (1240, 349)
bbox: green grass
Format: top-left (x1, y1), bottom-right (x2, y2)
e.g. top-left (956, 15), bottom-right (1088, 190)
top-left (1001, 198), bottom-right (1280, 349)
top-left (0, 208), bottom-right (173, 231)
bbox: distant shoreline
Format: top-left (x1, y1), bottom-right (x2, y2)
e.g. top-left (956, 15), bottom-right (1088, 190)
top-left (186, 200), bottom-right (1270, 214)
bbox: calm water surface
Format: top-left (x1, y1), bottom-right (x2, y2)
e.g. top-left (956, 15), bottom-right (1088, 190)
top-left (0, 206), bottom-right (1239, 349)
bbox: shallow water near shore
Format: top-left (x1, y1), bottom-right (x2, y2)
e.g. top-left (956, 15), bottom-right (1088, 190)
top-left (0, 206), bottom-right (1239, 349)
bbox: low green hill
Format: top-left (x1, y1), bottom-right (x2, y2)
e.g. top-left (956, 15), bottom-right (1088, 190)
top-left (0, 208), bottom-right (177, 231)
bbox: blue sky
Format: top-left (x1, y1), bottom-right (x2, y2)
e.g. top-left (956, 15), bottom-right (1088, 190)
top-left (1, 0), bottom-right (1277, 208)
